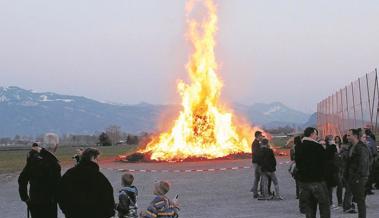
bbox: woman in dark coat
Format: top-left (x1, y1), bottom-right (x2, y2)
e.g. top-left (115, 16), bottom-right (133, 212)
top-left (58, 148), bottom-right (115, 218)
top-left (325, 135), bottom-right (339, 208)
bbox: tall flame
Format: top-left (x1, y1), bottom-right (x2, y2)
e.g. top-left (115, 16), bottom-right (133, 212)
top-left (139, 0), bottom-right (257, 161)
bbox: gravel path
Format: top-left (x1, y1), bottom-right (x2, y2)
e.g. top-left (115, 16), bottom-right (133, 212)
top-left (1, 157), bottom-right (378, 218)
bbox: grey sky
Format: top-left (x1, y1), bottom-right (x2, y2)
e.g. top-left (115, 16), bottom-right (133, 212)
top-left (1, 0), bottom-right (378, 113)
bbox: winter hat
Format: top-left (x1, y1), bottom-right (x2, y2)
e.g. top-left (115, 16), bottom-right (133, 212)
top-left (154, 181), bottom-right (170, 195)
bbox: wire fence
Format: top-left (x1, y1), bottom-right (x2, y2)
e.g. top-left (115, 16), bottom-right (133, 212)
top-left (317, 68), bottom-right (379, 137)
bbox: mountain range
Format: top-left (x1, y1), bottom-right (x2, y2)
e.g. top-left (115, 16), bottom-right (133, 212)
top-left (0, 86), bottom-right (315, 137)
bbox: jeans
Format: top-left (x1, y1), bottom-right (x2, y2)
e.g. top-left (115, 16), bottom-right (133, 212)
top-left (299, 181), bottom-right (330, 218)
top-left (343, 182), bottom-right (353, 211)
top-left (261, 171), bottom-right (280, 197)
top-left (336, 174), bottom-right (344, 205)
top-left (350, 177), bottom-right (368, 218)
top-left (297, 179), bottom-right (306, 213)
top-left (252, 163), bottom-right (261, 195)
top-left (327, 186), bottom-right (335, 206)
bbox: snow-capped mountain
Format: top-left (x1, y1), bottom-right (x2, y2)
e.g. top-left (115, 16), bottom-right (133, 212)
top-left (0, 86), bottom-right (75, 105)
top-left (0, 86), bottom-right (312, 137)
top-left (0, 86), bottom-right (172, 137)
top-left (234, 102), bottom-right (311, 128)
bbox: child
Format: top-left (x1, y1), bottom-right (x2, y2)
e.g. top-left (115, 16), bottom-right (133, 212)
top-left (140, 181), bottom-right (179, 218)
top-left (257, 139), bottom-right (283, 200)
top-left (117, 173), bottom-right (138, 218)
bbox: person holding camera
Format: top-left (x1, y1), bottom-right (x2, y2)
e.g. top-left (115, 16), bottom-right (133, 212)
top-left (18, 142), bottom-right (61, 218)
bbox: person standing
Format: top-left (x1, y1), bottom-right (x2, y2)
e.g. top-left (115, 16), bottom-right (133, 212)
top-left (257, 138), bottom-right (283, 200)
top-left (334, 135), bottom-right (345, 207)
top-left (324, 135), bottom-right (339, 208)
top-left (346, 129), bottom-right (370, 218)
top-left (291, 135), bottom-right (306, 213)
top-left (364, 128), bottom-right (377, 195)
top-left (116, 173), bottom-right (139, 218)
top-left (295, 127), bottom-right (330, 218)
top-left (18, 143), bottom-right (61, 218)
top-left (58, 148), bottom-right (115, 218)
top-left (251, 131), bottom-right (264, 198)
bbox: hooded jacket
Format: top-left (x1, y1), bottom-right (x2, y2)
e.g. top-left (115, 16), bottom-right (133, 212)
top-left (117, 186), bottom-right (138, 218)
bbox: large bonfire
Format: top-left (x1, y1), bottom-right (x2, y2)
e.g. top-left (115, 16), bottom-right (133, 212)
top-left (136, 0), bottom-right (261, 161)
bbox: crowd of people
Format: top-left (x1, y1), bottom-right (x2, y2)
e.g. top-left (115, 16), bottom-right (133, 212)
top-left (18, 126), bottom-right (378, 218)
top-left (287, 127), bottom-right (377, 218)
top-left (18, 144), bottom-right (180, 218)
top-left (250, 127), bottom-right (378, 218)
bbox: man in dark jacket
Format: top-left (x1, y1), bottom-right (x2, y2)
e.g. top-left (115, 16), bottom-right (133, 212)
top-left (18, 143), bottom-right (61, 218)
top-left (58, 148), bottom-right (115, 218)
top-left (346, 129), bottom-right (370, 218)
top-left (295, 127), bottom-right (330, 218)
top-left (251, 131), bottom-right (264, 198)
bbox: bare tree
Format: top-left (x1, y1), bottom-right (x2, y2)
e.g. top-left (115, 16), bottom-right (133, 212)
top-left (105, 125), bottom-right (122, 145)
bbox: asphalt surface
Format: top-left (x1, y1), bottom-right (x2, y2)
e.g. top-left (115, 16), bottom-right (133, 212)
top-left (1, 157), bottom-right (379, 218)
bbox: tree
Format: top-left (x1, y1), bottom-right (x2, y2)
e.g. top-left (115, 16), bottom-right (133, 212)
top-left (126, 134), bottom-right (139, 145)
top-left (98, 132), bottom-right (112, 146)
top-left (105, 125), bottom-right (121, 145)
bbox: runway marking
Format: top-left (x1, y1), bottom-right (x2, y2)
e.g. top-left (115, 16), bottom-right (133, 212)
top-left (102, 161), bottom-right (290, 173)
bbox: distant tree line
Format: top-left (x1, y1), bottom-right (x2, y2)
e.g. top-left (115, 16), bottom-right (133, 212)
top-left (0, 125), bottom-right (151, 147)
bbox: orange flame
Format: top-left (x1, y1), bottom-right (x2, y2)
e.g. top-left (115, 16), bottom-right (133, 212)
top-left (139, 0), bottom-right (261, 161)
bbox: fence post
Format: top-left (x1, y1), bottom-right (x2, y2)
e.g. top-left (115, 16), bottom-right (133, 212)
top-left (345, 86), bottom-right (350, 130)
top-left (366, 74), bottom-right (372, 127)
top-left (340, 89), bottom-right (344, 135)
top-left (351, 82), bottom-right (357, 128)
top-left (358, 78), bottom-right (364, 127)
top-left (375, 69), bottom-right (379, 133)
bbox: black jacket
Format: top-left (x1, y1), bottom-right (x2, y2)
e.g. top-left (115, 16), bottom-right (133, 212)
top-left (58, 160), bottom-right (115, 218)
top-left (295, 138), bottom-right (327, 183)
top-left (325, 143), bottom-right (339, 187)
top-left (346, 141), bottom-right (370, 182)
top-left (18, 148), bottom-right (61, 204)
top-left (252, 139), bottom-right (261, 163)
top-left (256, 147), bottom-right (276, 172)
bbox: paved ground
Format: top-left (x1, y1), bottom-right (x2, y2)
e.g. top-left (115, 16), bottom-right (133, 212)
top-left (1, 157), bottom-right (379, 218)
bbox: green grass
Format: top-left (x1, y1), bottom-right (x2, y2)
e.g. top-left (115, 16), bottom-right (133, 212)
top-left (0, 145), bottom-right (137, 174)
top-left (271, 137), bottom-right (290, 148)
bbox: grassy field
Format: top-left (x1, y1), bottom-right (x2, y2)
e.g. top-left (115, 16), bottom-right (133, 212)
top-left (0, 137), bottom-right (289, 175)
top-left (0, 145), bottom-right (137, 175)
top-left (271, 137), bottom-right (290, 147)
